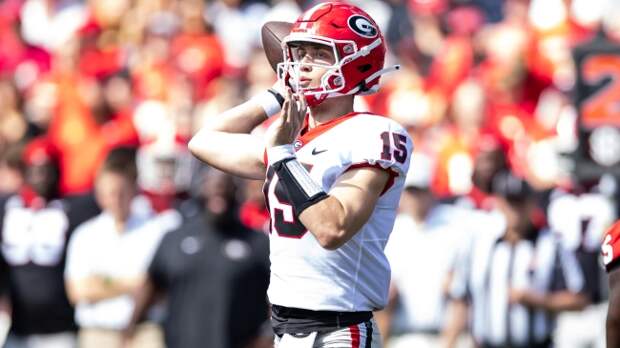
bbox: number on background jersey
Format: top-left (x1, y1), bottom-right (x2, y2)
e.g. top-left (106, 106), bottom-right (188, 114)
top-left (380, 132), bottom-right (408, 163)
top-left (2, 208), bottom-right (69, 266)
top-left (548, 194), bottom-right (615, 252)
top-left (581, 54), bottom-right (620, 128)
top-left (264, 172), bottom-right (307, 239)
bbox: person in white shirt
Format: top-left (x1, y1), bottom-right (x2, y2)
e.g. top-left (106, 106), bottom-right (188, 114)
top-left (64, 148), bottom-right (180, 348)
top-left (378, 153), bottom-right (471, 348)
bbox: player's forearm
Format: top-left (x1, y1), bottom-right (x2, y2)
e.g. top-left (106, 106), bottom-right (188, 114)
top-left (188, 98), bottom-right (275, 179)
top-left (188, 130), bottom-right (266, 179)
top-left (269, 152), bottom-right (386, 249)
top-left (299, 196), bottom-right (351, 250)
top-left (265, 146), bottom-right (350, 249)
top-left (300, 185), bottom-right (386, 250)
top-left (200, 100), bottom-right (269, 134)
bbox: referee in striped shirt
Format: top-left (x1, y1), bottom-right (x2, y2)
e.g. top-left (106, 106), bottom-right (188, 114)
top-left (442, 172), bottom-right (588, 348)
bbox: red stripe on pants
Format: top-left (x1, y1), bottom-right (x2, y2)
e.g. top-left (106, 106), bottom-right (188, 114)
top-left (349, 324), bottom-right (360, 348)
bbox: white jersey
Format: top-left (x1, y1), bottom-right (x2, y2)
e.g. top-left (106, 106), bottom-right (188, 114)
top-left (263, 112), bottom-right (413, 312)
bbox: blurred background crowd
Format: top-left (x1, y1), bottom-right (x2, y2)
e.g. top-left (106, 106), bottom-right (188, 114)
top-left (0, 0), bottom-right (619, 347)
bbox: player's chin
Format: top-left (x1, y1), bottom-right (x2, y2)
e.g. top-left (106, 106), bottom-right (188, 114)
top-left (296, 80), bottom-right (313, 89)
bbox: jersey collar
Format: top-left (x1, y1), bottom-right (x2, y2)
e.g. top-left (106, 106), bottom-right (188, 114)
top-left (296, 112), bottom-right (366, 150)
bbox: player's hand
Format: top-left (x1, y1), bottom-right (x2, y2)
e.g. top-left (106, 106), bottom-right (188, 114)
top-left (266, 87), bottom-right (307, 147)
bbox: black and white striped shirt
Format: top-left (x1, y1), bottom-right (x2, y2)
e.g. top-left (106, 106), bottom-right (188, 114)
top-left (450, 227), bottom-right (584, 347)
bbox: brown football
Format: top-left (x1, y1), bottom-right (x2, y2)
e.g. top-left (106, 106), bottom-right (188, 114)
top-left (261, 21), bottom-right (293, 72)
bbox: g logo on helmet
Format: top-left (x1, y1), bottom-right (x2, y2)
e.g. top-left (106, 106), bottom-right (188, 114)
top-left (347, 15), bottom-right (378, 38)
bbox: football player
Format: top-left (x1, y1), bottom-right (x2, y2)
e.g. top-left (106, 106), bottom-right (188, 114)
top-left (602, 220), bottom-right (620, 348)
top-left (189, 2), bottom-right (411, 346)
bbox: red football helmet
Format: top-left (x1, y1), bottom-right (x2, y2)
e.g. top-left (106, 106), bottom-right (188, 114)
top-left (278, 2), bottom-right (399, 106)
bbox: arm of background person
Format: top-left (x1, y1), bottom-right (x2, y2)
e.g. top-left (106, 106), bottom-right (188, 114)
top-left (66, 274), bottom-right (144, 304)
top-left (441, 229), bottom-right (475, 348)
top-left (122, 277), bottom-right (158, 342)
top-left (441, 299), bottom-right (470, 348)
top-left (510, 242), bottom-right (588, 312)
top-left (509, 289), bottom-right (588, 312)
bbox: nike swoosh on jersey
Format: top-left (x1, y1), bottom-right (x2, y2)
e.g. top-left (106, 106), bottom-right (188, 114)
top-left (312, 148), bottom-right (328, 155)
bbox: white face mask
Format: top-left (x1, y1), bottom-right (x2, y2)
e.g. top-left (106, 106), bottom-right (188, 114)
top-left (277, 38), bottom-right (348, 106)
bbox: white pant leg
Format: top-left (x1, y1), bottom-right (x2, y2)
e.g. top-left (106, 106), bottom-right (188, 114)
top-left (554, 303), bottom-right (607, 348)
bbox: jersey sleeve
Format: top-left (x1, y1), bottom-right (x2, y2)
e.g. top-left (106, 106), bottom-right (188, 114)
top-left (347, 117), bottom-right (413, 178)
top-left (602, 220), bottom-right (620, 272)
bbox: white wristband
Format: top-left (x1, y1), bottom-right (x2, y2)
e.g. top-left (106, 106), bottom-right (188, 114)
top-left (252, 90), bottom-right (283, 118)
top-left (267, 144), bottom-right (296, 165)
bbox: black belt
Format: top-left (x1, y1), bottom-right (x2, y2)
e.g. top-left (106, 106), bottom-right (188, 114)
top-left (271, 304), bottom-right (373, 335)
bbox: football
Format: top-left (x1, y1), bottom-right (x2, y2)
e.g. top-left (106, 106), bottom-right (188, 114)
top-left (261, 21), bottom-right (293, 72)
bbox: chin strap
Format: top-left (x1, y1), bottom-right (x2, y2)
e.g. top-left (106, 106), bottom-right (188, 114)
top-left (357, 64), bottom-right (401, 95)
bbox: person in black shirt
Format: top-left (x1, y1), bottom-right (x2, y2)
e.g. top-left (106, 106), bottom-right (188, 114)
top-left (124, 169), bottom-right (270, 348)
top-left (0, 138), bottom-right (99, 348)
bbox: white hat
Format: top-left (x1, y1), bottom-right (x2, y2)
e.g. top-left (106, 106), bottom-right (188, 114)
top-left (404, 152), bottom-right (434, 189)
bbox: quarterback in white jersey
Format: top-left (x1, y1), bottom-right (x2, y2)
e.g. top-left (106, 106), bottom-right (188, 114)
top-left (189, 2), bottom-right (411, 346)
top-left (265, 112), bottom-right (411, 312)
